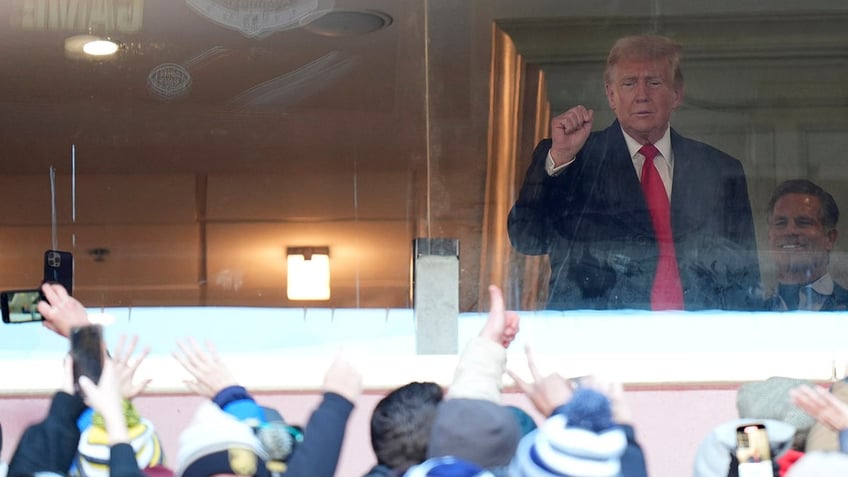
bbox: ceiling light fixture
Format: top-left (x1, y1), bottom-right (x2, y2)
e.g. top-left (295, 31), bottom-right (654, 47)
top-left (300, 9), bottom-right (392, 37)
top-left (82, 39), bottom-right (119, 56)
top-left (286, 246), bottom-right (331, 301)
top-left (65, 35), bottom-right (119, 59)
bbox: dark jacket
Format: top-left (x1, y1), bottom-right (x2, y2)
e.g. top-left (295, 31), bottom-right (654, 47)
top-left (8, 391), bottom-right (145, 477)
top-left (9, 391), bottom-right (87, 476)
top-left (214, 385), bottom-right (355, 477)
top-left (508, 121), bottom-right (760, 310)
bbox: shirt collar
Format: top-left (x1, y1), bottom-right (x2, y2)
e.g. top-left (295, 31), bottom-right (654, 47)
top-left (808, 273), bottom-right (835, 296)
top-left (772, 273), bottom-right (836, 311)
top-left (622, 125), bottom-right (672, 162)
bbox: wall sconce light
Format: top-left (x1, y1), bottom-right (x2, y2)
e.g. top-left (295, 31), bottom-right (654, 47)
top-left (286, 246), bottom-right (331, 300)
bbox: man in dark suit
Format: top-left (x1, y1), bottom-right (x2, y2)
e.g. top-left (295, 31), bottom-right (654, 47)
top-left (765, 179), bottom-right (848, 311)
top-left (508, 34), bottom-right (760, 310)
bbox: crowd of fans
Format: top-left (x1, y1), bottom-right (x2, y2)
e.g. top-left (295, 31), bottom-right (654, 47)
top-left (1, 283), bottom-right (848, 477)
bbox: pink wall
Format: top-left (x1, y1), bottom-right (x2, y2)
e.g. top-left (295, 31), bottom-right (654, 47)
top-left (0, 385), bottom-right (743, 477)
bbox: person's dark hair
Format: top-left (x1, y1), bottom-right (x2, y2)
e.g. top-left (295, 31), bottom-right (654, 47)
top-left (604, 34), bottom-right (684, 88)
top-left (370, 381), bottom-right (444, 471)
top-left (767, 179), bottom-right (839, 230)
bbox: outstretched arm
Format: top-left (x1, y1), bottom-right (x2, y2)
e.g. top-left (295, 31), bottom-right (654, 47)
top-left (173, 337), bottom-right (268, 425)
top-left (446, 285), bottom-right (520, 401)
top-left (8, 358), bottom-right (87, 475)
top-left (173, 337), bottom-right (239, 398)
top-left (283, 353), bottom-right (361, 477)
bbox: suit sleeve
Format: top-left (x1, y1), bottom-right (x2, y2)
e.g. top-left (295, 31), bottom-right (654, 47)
top-left (723, 159), bottom-right (762, 307)
top-left (508, 139), bottom-right (558, 255)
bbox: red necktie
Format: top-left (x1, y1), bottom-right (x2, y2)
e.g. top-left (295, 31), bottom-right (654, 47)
top-left (639, 144), bottom-right (684, 310)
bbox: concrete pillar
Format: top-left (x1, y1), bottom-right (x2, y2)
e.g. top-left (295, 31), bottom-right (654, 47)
top-left (412, 238), bottom-right (459, 354)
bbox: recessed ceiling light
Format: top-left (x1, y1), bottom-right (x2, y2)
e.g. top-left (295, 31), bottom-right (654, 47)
top-left (300, 9), bottom-right (392, 37)
top-left (65, 35), bottom-right (119, 59)
top-left (82, 39), bottom-right (118, 56)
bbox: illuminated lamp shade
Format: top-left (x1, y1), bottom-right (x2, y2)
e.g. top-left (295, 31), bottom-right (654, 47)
top-left (286, 246), bottom-right (331, 300)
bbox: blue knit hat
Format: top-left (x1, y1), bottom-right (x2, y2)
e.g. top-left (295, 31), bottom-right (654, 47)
top-left (510, 389), bottom-right (627, 477)
top-left (404, 456), bottom-right (496, 477)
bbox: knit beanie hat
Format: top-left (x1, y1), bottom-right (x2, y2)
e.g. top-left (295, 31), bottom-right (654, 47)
top-left (175, 401), bottom-right (271, 477)
top-left (427, 399), bottom-right (521, 469)
top-left (736, 377), bottom-right (816, 435)
top-left (403, 456), bottom-right (496, 477)
top-left (74, 406), bottom-right (165, 477)
top-left (510, 389), bottom-right (627, 477)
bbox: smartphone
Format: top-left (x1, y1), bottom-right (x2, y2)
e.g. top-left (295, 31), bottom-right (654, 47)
top-left (70, 325), bottom-right (104, 396)
top-left (43, 250), bottom-right (74, 295)
top-left (1, 289), bottom-right (45, 323)
top-left (736, 423), bottom-right (773, 477)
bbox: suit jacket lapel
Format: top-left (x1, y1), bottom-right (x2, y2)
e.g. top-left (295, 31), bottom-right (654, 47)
top-left (600, 123), bottom-right (654, 236)
top-left (668, 129), bottom-right (703, 240)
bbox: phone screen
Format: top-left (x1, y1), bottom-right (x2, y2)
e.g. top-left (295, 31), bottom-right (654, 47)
top-left (736, 424), bottom-right (773, 477)
top-left (71, 325), bottom-right (104, 395)
top-left (1, 289), bottom-right (45, 323)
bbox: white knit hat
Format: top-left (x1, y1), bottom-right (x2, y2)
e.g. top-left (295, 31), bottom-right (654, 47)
top-left (175, 401), bottom-right (269, 477)
top-left (510, 389), bottom-right (627, 477)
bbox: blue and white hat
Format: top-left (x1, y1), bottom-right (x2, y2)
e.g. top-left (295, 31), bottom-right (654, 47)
top-left (404, 456), bottom-right (496, 477)
top-left (510, 389), bottom-right (627, 477)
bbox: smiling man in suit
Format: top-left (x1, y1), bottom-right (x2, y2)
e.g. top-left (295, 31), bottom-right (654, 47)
top-left (766, 179), bottom-right (848, 311)
top-left (508, 34), bottom-right (760, 311)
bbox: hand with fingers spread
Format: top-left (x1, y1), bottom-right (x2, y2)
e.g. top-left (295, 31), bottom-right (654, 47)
top-left (37, 282), bottom-right (90, 338)
top-left (507, 344), bottom-right (572, 417)
top-left (173, 337), bottom-right (238, 398)
top-left (479, 284), bottom-right (520, 348)
top-left (111, 335), bottom-right (152, 400)
top-left (790, 384), bottom-right (848, 432)
top-left (322, 352), bottom-right (362, 403)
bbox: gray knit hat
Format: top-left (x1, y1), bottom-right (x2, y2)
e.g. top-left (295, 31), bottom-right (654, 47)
top-left (736, 377), bottom-right (816, 432)
top-left (427, 399), bottom-right (521, 469)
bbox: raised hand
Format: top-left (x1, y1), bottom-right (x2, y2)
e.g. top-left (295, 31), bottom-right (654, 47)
top-left (37, 282), bottom-right (90, 338)
top-left (478, 284), bottom-right (520, 348)
top-left (790, 384), bottom-right (848, 432)
top-left (78, 359), bottom-right (130, 444)
top-left (111, 335), bottom-right (152, 400)
top-left (507, 344), bottom-right (572, 417)
top-left (549, 105), bottom-right (594, 166)
top-left (322, 351), bottom-right (362, 403)
top-left (173, 337), bottom-right (238, 398)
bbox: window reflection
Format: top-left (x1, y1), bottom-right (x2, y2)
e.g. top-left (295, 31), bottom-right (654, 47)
top-left (0, 2), bottom-right (846, 313)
